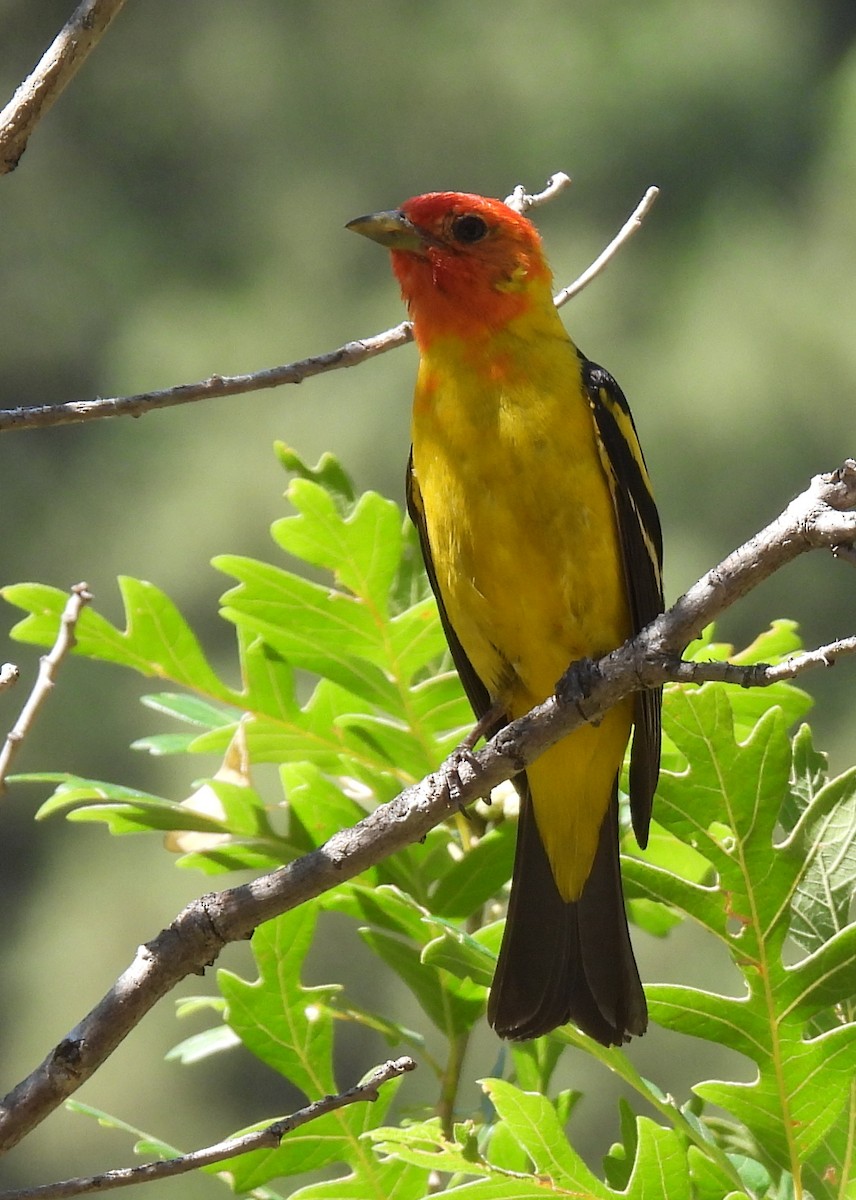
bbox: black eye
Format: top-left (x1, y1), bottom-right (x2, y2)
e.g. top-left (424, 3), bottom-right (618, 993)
top-left (451, 214), bottom-right (488, 244)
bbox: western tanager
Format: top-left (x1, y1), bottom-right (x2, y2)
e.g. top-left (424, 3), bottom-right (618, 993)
top-left (348, 191), bottom-right (662, 1045)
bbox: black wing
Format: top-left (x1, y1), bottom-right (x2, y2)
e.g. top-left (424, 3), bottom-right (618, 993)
top-left (581, 356), bottom-right (664, 846)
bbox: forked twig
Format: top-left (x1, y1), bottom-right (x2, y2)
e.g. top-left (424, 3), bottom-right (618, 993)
top-left (504, 171), bottom-right (573, 213)
top-left (0, 174), bottom-right (655, 433)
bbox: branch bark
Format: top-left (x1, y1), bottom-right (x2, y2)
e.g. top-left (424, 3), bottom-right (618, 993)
top-left (0, 460), bottom-right (853, 1155)
top-left (0, 0), bottom-right (127, 174)
top-left (0, 1058), bottom-right (415, 1199)
top-left (0, 324), bottom-right (413, 434)
top-left (0, 178), bottom-right (654, 434)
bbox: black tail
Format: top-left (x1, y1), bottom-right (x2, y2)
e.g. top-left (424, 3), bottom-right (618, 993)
top-left (487, 779), bottom-right (646, 1045)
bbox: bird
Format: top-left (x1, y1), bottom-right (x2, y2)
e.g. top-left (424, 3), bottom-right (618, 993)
top-left (347, 191), bottom-right (663, 1045)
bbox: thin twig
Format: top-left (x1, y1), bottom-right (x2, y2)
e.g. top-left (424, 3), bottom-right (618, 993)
top-left (0, 462), bottom-right (854, 1153)
top-left (0, 324), bottom-right (413, 433)
top-left (504, 171), bottom-right (573, 214)
top-left (0, 1058), bottom-right (415, 1199)
top-left (0, 664), bottom-right (20, 693)
top-left (0, 0), bottom-right (127, 174)
top-left (0, 177), bottom-right (657, 435)
top-left (0, 583), bottom-right (91, 793)
top-left (655, 637), bottom-right (856, 688)
top-left (553, 185), bottom-right (660, 307)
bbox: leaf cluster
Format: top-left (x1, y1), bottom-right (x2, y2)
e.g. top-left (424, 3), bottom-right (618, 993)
top-left (4, 448), bottom-right (855, 1198)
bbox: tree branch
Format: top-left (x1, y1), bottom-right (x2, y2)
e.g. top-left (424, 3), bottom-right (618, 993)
top-left (0, 664), bottom-right (20, 694)
top-left (552, 186), bottom-right (660, 307)
top-left (0, 175), bottom-right (656, 434)
top-left (0, 325), bottom-right (413, 434)
top-left (0, 584), bottom-right (92, 793)
top-left (504, 171), bottom-right (573, 214)
top-left (660, 636), bottom-right (856, 689)
top-left (0, 462), bottom-right (853, 1154)
top-left (0, 1057), bottom-right (415, 1199)
top-left (0, 0), bottom-right (127, 174)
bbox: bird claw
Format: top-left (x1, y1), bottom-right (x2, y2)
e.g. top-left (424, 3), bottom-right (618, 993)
top-left (555, 656), bottom-right (601, 717)
top-left (441, 745), bottom-right (488, 815)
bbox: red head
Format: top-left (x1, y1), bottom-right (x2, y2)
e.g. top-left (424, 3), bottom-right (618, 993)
top-left (347, 192), bottom-right (553, 346)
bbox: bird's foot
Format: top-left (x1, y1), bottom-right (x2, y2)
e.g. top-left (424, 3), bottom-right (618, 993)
top-left (440, 701), bottom-right (508, 814)
top-left (555, 656), bottom-right (602, 721)
top-left (440, 745), bottom-right (485, 814)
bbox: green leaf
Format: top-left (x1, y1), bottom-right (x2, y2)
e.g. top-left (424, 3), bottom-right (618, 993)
top-left (237, 630), bottom-right (302, 723)
top-left (281, 761), bottom-right (372, 859)
top-left (219, 903), bottom-right (338, 1098)
top-left (216, 555), bottom-right (400, 709)
top-left (696, 1022), bottom-right (856, 1163)
top-left (731, 618), bottom-right (803, 663)
top-left (4, 578), bottom-right (231, 698)
top-left (336, 713), bottom-right (437, 778)
top-left (657, 685), bottom-right (796, 947)
top-left (785, 766), bottom-right (856, 955)
top-left (622, 857), bottom-right (723, 937)
top-left (285, 1159), bottom-right (426, 1200)
top-left (368, 1118), bottom-right (492, 1180)
top-left (273, 481), bottom-right (403, 617)
top-left (326, 884), bottom-right (487, 1034)
top-left (31, 776), bottom-right (218, 834)
top-left (429, 823), bottom-right (516, 919)
top-left (407, 671), bottom-right (472, 739)
top-left (509, 1040), bottom-right (566, 1098)
top-left (175, 842), bottom-right (293, 874)
top-left (227, 1095), bottom-right (415, 1195)
top-left (274, 442), bottom-right (356, 509)
top-left (361, 928), bottom-right (484, 1037)
top-left (623, 1118), bottom-right (692, 1200)
top-left (325, 883), bottom-right (433, 942)
top-left (678, 621), bottom-right (812, 741)
top-left (687, 1143), bottom-right (753, 1200)
top-left (650, 682), bottom-right (856, 1182)
top-left (65, 1100), bottom-right (181, 1161)
top-left (139, 692), bottom-right (234, 728)
top-left (328, 1000), bottom-right (425, 1053)
top-left (165, 1025), bottom-right (240, 1065)
top-left (387, 599), bottom-right (450, 681)
top-left (131, 732), bottom-right (198, 756)
top-left (482, 1078), bottom-right (608, 1194)
top-left (420, 923), bottom-right (495, 990)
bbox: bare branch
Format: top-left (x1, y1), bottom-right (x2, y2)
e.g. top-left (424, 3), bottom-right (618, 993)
top-left (0, 664), bottom-right (20, 693)
top-left (504, 171), bottom-right (573, 214)
top-left (0, 0), bottom-right (127, 174)
top-left (553, 186), bottom-right (660, 307)
top-left (651, 637), bottom-right (856, 689)
top-left (0, 462), bottom-right (853, 1152)
top-left (0, 324), bottom-right (414, 434)
top-left (0, 584), bottom-right (92, 793)
top-left (0, 1058), bottom-right (415, 1199)
top-left (0, 176), bottom-right (658, 435)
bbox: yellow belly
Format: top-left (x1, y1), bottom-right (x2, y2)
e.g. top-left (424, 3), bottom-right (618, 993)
top-left (412, 332), bottom-right (632, 899)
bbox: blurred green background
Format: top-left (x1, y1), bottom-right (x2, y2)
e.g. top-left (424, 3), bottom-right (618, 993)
top-left (1, 0), bottom-right (856, 1193)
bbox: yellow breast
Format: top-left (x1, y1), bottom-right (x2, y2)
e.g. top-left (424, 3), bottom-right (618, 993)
top-left (411, 326), bottom-right (629, 714)
top-left (410, 320), bottom-right (633, 900)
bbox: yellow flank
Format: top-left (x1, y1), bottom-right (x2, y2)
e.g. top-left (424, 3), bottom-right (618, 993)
top-left (411, 316), bottom-right (632, 902)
